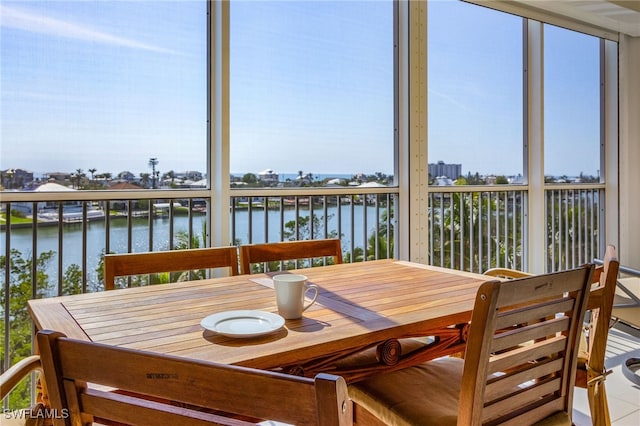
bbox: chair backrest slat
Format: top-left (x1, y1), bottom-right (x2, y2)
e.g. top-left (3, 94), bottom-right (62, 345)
top-left (38, 330), bottom-right (352, 426)
top-left (485, 356), bottom-right (565, 402)
top-left (495, 298), bottom-right (575, 330)
top-left (80, 390), bottom-right (235, 426)
top-left (488, 336), bottom-right (567, 375)
top-left (240, 239), bottom-right (343, 274)
top-left (492, 316), bottom-right (570, 354)
top-left (460, 265), bottom-right (594, 426)
top-left (104, 246), bottom-right (239, 290)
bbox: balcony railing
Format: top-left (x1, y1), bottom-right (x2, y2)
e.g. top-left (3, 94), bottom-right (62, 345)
top-left (546, 187), bottom-right (602, 271)
top-left (230, 191), bottom-right (397, 262)
top-left (426, 185), bottom-right (603, 274)
top-left (428, 188), bottom-right (527, 273)
top-left (1, 183), bottom-right (603, 408)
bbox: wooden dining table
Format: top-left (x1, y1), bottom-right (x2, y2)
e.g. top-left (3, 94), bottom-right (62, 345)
top-left (28, 259), bottom-right (492, 383)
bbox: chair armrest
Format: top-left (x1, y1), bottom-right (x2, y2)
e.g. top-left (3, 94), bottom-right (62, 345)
top-left (1, 355), bottom-right (42, 401)
top-left (483, 268), bottom-right (532, 279)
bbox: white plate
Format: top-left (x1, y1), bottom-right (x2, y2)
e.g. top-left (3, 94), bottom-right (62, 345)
top-left (200, 310), bottom-right (285, 338)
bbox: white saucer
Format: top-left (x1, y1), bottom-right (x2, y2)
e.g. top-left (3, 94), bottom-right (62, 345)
top-left (200, 310), bottom-right (285, 338)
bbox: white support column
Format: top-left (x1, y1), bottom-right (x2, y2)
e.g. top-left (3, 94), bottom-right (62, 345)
top-left (526, 20), bottom-right (546, 274)
top-left (400, 0), bottom-right (428, 263)
top-left (603, 39), bottom-right (619, 256)
top-left (618, 35), bottom-right (640, 267)
top-left (396, 0), bottom-right (409, 261)
top-left (209, 1), bottom-right (232, 265)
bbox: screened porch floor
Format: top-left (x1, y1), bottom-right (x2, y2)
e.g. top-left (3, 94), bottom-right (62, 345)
top-left (573, 325), bottom-right (640, 425)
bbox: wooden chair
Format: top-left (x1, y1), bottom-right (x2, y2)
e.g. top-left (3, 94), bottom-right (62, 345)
top-left (484, 245), bottom-right (620, 426)
top-left (104, 246), bottom-right (239, 290)
top-left (1, 355), bottom-right (49, 425)
top-left (1, 356), bottom-right (43, 402)
top-left (239, 239), bottom-right (343, 274)
top-left (37, 329), bottom-right (352, 426)
top-left (349, 265), bottom-right (594, 426)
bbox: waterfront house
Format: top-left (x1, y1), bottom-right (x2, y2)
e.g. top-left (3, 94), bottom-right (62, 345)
top-left (258, 169), bottom-right (279, 184)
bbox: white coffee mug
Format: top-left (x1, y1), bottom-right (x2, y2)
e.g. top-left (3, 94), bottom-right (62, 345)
top-left (272, 274), bottom-right (319, 319)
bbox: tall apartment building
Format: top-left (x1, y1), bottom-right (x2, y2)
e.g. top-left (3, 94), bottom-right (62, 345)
top-left (428, 161), bottom-right (462, 179)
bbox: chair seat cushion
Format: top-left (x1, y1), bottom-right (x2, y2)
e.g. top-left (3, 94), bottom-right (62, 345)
top-left (349, 357), bottom-right (463, 426)
top-left (349, 357), bottom-right (573, 426)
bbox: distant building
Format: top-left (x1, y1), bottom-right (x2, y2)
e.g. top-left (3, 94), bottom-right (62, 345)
top-left (117, 171), bottom-right (136, 182)
top-left (1, 168), bottom-right (34, 189)
top-left (44, 172), bottom-right (70, 184)
top-left (432, 176), bottom-right (455, 186)
top-left (180, 171), bottom-right (203, 181)
top-left (258, 169), bottom-right (279, 183)
top-left (509, 174), bottom-right (525, 184)
top-left (12, 182), bottom-right (76, 214)
top-left (428, 161), bottom-right (462, 180)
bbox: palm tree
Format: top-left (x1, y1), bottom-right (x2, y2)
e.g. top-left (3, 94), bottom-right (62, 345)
top-left (164, 170), bottom-right (176, 187)
top-left (73, 168), bottom-right (85, 189)
top-left (148, 158), bottom-right (159, 189)
top-left (139, 173), bottom-right (150, 188)
top-left (88, 168), bottom-right (97, 188)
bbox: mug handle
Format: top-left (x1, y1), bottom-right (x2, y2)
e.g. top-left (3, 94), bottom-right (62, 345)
top-left (302, 283), bottom-right (319, 312)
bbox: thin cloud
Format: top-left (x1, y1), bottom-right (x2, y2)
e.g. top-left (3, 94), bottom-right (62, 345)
top-left (428, 87), bottom-right (471, 112)
top-left (2, 89), bottom-right (93, 103)
top-left (0, 4), bottom-right (176, 54)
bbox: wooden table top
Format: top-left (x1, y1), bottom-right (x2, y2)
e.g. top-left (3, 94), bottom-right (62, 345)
top-left (28, 260), bottom-right (490, 376)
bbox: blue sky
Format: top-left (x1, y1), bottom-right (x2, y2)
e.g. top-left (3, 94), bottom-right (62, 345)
top-left (1, 0), bottom-right (600, 178)
top-left (229, 0), bottom-right (393, 176)
top-left (1, 0), bottom-right (208, 176)
top-left (428, 0), bottom-right (600, 178)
